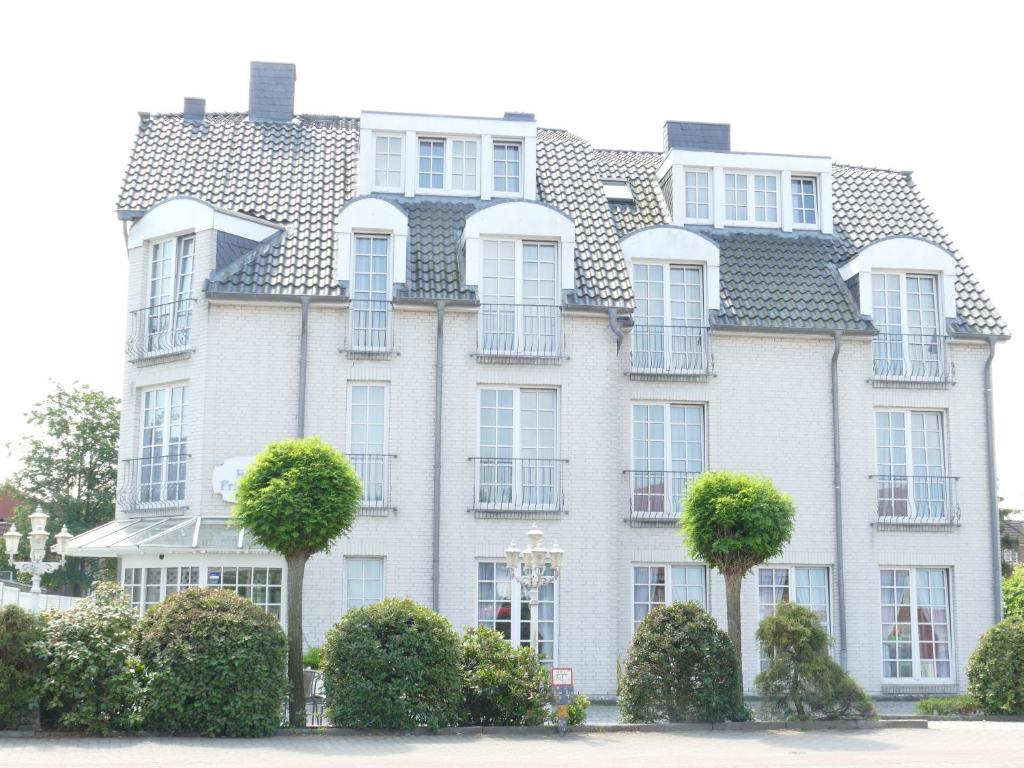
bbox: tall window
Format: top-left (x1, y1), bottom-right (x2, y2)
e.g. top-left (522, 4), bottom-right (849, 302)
top-left (684, 170), bottom-right (711, 221)
top-left (725, 172), bottom-right (779, 225)
top-left (345, 558), bottom-right (384, 611)
top-left (792, 177), bottom-right (818, 225)
top-left (374, 135), bottom-right (403, 189)
top-left (632, 565), bottom-right (706, 629)
top-left (123, 567), bottom-right (143, 611)
top-left (349, 384), bottom-right (388, 507)
top-left (451, 139), bottom-right (478, 191)
top-left (477, 560), bottom-right (556, 664)
top-left (631, 263), bottom-right (706, 374)
top-left (479, 240), bottom-right (560, 356)
top-left (753, 174), bottom-right (778, 222)
top-left (147, 236), bottom-right (194, 354)
top-left (725, 173), bottom-right (748, 221)
top-left (758, 566), bottom-right (831, 671)
top-left (875, 410), bottom-right (949, 521)
top-left (418, 138), bottom-right (445, 189)
top-left (493, 142), bottom-right (521, 193)
top-left (630, 404), bottom-right (704, 520)
top-left (210, 566), bottom-right (283, 619)
top-left (872, 273), bottom-right (943, 380)
top-left (478, 388), bottom-right (558, 508)
top-left (880, 568), bottom-right (952, 680)
top-left (351, 235), bottom-right (391, 351)
top-left (139, 385), bottom-right (188, 505)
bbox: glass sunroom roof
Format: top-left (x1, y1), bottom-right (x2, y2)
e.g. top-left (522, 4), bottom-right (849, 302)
top-left (66, 517), bottom-right (267, 556)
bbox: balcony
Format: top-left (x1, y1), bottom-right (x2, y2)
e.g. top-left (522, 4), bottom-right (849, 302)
top-left (469, 457), bottom-right (567, 518)
top-left (349, 453), bottom-right (395, 515)
top-left (625, 469), bottom-right (701, 525)
top-left (873, 474), bottom-right (960, 528)
top-left (871, 333), bottom-right (953, 386)
top-left (345, 300), bottom-right (393, 356)
top-left (119, 454), bottom-right (190, 512)
top-left (476, 303), bottom-right (564, 361)
top-left (630, 325), bottom-right (710, 379)
top-left (126, 298), bottom-right (196, 362)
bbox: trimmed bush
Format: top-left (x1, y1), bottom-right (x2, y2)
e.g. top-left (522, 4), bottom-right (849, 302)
top-left (619, 601), bottom-right (745, 723)
top-left (1003, 565), bottom-right (1024, 620)
top-left (916, 695), bottom-right (978, 716)
top-left (967, 616), bottom-right (1024, 715)
top-left (323, 598), bottom-right (462, 730)
top-left (41, 581), bottom-right (143, 733)
top-left (460, 626), bottom-right (550, 726)
top-left (0, 605), bottom-right (45, 729)
top-left (755, 602), bottom-right (875, 720)
top-left (549, 693), bottom-right (590, 726)
top-left (137, 588), bottom-right (288, 736)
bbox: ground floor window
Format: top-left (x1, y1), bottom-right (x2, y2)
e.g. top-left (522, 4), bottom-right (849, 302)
top-left (122, 564), bottom-right (202, 616)
top-left (632, 564), bottom-right (706, 629)
top-left (880, 568), bottom-right (952, 681)
top-left (476, 560), bottom-right (556, 665)
top-left (758, 566), bottom-right (831, 671)
top-left (345, 557), bottom-right (384, 611)
top-left (209, 566), bottom-right (283, 619)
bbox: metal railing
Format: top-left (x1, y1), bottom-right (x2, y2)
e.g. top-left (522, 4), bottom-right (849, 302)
top-left (470, 457), bottom-right (567, 514)
top-left (873, 474), bottom-right (960, 525)
top-left (625, 469), bottom-right (702, 524)
top-left (119, 454), bottom-right (190, 511)
top-left (348, 453), bottom-right (395, 511)
top-left (348, 300), bottom-right (393, 354)
top-left (477, 303), bottom-right (564, 358)
top-left (630, 325), bottom-right (710, 376)
top-left (872, 333), bottom-right (952, 383)
top-left (126, 298), bottom-right (196, 361)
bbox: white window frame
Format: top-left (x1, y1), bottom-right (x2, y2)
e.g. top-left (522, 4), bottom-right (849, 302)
top-left (145, 235), bottom-right (195, 355)
top-left (373, 133), bottom-right (404, 192)
top-left (870, 271), bottom-right (944, 381)
top-left (683, 168), bottom-right (712, 224)
top-left (138, 384), bottom-right (188, 507)
top-left (724, 170), bottom-right (780, 227)
top-left (791, 176), bottom-right (819, 228)
top-left (874, 409), bottom-right (950, 521)
top-left (629, 262), bottom-right (707, 374)
top-left (122, 564), bottom-right (202, 617)
top-left (209, 565), bottom-right (284, 619)
top-left (349, 233), bottom-right (393, 352)
top-left (347, 383), bottom-right (390, 508)
top-left (492, 140), bottom-right (523, 197)
top-left (344, 557), bottom-right (385, 611)
top-left (476, 559), bottom-right (559, 665)
top-left (757, 565), bottom-right (832, 671)
top-left (416, 135), bottom-right (481, 195)
top-left (631, 563), bottom-right (707, 631)
top-left (629, 402), bottom-right (706, 520)
top-left (880, 567), bottom-right (954, 683)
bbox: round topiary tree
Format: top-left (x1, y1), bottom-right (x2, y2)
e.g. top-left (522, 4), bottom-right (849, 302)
top-left (232, 437), bottom-right (362, 727)
top-left (619, 601), bottom-right (745, 723)
top-left (460, 626), bottom-right (550, 726)
top-left (137, 588), bottom-right (288, 736)
top-left (1003, 564), bottom-right (1024, 620)
top-left (967, 616), bottom-right (1024, 715)
top-left (0, 605), bottom-right (45, 730)
top-left (323, 598), bottom-right (462, 730)
top-left (755, 601), bottom-right (875, 720)
top-left (681, 471), bottom-right (794, 709)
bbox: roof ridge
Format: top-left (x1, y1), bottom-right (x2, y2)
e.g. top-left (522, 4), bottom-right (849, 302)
top-left (832, 161), bottom-right (913, 177)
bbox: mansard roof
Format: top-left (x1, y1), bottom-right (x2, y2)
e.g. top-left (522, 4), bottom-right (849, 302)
top-left (117, 112), bottom-right (1005, 335)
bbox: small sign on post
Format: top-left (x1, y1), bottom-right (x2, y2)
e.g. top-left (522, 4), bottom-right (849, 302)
top-left (551, 667), bottom-right (574, 734)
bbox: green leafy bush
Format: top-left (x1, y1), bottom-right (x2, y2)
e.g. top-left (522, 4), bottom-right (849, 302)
top-left (303, 646), bottom-right (323, 670)
top-left (0, 605), bottom-right (45, 729)
top-left (41, 581), bottom-right (143, 733)
top-left (916, 695), bottom-right (979, 716)
top-left (1003, 565), bottom-right (1024, 620)
top-left (137, 588), bottom-right (287, 736)
top-left (549, 693), bottom-right (590, 726)
top-left (967, 616), bottom-right (1024, 715)
top-left (619, 601), bottom-right (745, 723)
top-left (323, 598), bottom-right (462, 730)
top-left (755, 602), bottom-right (875, 720)
top-left (460, 626), bottom-right (550, 726)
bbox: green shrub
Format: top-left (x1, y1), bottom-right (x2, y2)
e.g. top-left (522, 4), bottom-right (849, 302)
top-left (1003, 565), bottom-right (1024, 620)
top-left (967, 616), bottom-right (1024, 715)
top-left (41, 581), bottom-right (143, 733)
top-left (323, 598), bottom-right (462, 730)
top-left (0, 605), bottom-right (45, 729)
top-left (916, 695), bottom-right (978, 716)
top-left (137, 588), bottom-right (287, 736)
top-left (619, 601), bottom-right (745, 723)
top-left (303, 646), bottom-right (323, 670)
top-left (460, 626), bottom-right (550, 726)
top-left (755, 602), bottom-right (875, 720)
top-left (549, 693), bottom-right (590, 726)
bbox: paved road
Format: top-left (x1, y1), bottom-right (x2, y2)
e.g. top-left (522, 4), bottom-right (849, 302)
top-left (2, 722), bottom-right (1020, 768)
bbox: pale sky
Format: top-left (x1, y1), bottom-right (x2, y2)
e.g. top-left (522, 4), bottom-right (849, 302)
top-left (1, 1), bottom-right (1021, 507)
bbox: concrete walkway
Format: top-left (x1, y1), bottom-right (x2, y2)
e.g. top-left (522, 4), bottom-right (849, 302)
top-left (2, 721), bottom-right (1021, 768)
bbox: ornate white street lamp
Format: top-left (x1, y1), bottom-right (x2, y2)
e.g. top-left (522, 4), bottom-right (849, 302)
top-left (3, 506), bottom-right (72, 611)
top-left (505, 523), bottom-right (563, 658)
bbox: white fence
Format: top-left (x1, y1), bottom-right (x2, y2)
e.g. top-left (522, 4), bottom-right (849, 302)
top-left (0, 583), bottom-right (80, 613)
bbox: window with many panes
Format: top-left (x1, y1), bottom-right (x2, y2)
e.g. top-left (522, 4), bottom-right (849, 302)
top-left (478, 388), bottom-right (558, 507)
top-left (479, 239), bottom-right (559, 356)
top-left (477, 560), bottom-right (556, 664)
top-left (630, 404), bottom-right (704, 520)
top-left (349, 384), bottom-right (388, 507)
top-left (632, 565), bottom-right (706, 629)
top-left (684, 169), bottom-right (711, 221)
top-left (758, 566), bottom-right (831, 671)
top-left (122, 565), bottom-right (200, 616)
top-left (418, 138), bottom-right (445, 189)
top-left (880, 568), bottom-right (952, 680)
top-left (350, 235), bottom-right (391, 351)
top-left (374, 135), bottom-right (403, 189)
top-left (791, 177), bottom-right (818, 225)
top-left (493, 141), bottom-right (522, 193)
top-left (875, 410), bottom-right (949, 521)
top-left (725, 172), bottom-right (779, 224)
top-left (872, 273), bottom-right (943, 380)
top-left (345, 558), bottom-right (384, 611)
top-left (139, 385), bottom-right (188, 505)
top-left (210, 566), bottom-right (283, 619)
top-left (451, 139), bottom-right (478, 191)
top-left (631, 263), bottom-right (706, 373)
top-left (146, 235), bottom-right (194, 354)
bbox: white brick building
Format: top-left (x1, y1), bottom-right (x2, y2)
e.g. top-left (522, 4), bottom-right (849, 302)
top-left (69, 63), bottom-right (1009, 699)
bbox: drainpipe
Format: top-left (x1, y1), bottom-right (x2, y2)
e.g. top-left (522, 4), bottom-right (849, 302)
top-left (608, 308), bottom-right (624, 351)
top-left (984, 337), bottom-right (1002, 622)
top-left (831, 330), bottom-right (849, 669)
top-left (431, 301), bottom-right (447, 611)
top-left (297, 296), bottom-right (310, 437)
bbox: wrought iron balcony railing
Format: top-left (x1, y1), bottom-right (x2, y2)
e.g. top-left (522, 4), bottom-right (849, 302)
top-left (126, 298), bottom-right (196, 361)
top-left (347, 300), bottom-right (393, 354)
top-left (470, 457), bottom-right (567, 515)
top-left (630, 325), bottom-right (710, 376)
top-left (119, 453), bottom-right (190, 511)
top-left (477, 303), bottom-right (564, 359)
top-left (348, 453), bottom-right (395, 512)
top-left (625, 469), bottom-right (702, 524)
top-left (872, 333), bottom-right (953, 384)
top-left (873, 474), bottom-right (960, 526)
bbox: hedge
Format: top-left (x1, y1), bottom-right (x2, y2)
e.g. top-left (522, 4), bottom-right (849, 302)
top-left (0, 605), bottom-right (45, 729)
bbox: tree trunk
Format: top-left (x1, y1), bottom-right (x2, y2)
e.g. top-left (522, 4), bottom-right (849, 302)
top-left (286, 554), bottom-right (308, 728)
top-left (724, 571), bottom-right (745, 712)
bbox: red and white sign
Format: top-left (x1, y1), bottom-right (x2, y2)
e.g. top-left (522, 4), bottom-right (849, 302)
top-left (551, 667), bottom-right (573, 687)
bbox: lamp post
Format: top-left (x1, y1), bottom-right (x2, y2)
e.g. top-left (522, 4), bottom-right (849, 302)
top-left (3, 506), bottom-right (72, 612)
top-left (505, 523), bottom-right (563, 659)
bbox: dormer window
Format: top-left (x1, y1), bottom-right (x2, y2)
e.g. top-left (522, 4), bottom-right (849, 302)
top-left (375, 135), bottom-right (403, 190)
top-left (493, 141), bottom-right (521, 194)
top-left (351, 234), bottom-right (392, 352)
top-left (725, 172), bottom-right (778, 225)
top-left (684, 170), bottom-right (711, 222)
top-left (451, 139), bottom-right (478, 191)
top-left (792, 177), bottom-right (818, 226)
top-left (418, 138), bottom-right (445, 190)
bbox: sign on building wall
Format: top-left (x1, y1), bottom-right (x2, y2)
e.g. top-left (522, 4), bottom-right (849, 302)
top-left (212, 456), bottom-right (256, 503)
